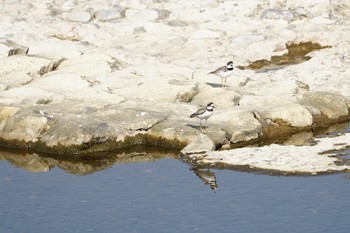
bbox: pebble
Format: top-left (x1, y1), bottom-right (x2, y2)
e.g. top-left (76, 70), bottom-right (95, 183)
top-left (66, 10), bottom-right (92, 22)
top-left (261, 9), bottom-right (296, 21)
top-left (94, 9), bottom-right (123, 21)
top-left (167, 20), bottom-right (188, 27)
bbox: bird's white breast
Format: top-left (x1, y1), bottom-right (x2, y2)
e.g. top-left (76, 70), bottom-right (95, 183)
top-left (217, 69), bottom-right (233, 78)
top-left (196, 110), bottom-right (213, 120)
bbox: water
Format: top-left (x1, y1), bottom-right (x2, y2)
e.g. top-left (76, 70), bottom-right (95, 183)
top-left (1, 149), bottom-right (350, 233)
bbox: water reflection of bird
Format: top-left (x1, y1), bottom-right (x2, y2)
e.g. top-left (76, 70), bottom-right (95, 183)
top-left (191, 167), bottom-right (218, 190)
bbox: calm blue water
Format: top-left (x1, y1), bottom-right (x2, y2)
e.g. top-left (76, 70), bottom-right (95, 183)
top-left (1, 153), bottom-right (350, 233)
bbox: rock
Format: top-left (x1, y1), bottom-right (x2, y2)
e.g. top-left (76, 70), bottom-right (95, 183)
top-left (191, 85), bottom-right (241, 108)
top-left (66, 10), bottom-right (92, 22)
top-left (126, 9), bottom-right (159, 21)
top-left (191, 29), bottom-right (224, 39)
top-left (148, 113), bottom-right (199, 145)
top-left (0, 84), bottom-right (7, 91)
top-left (0, 39), bottom-right (29, 56)
top-left (168, 37), bottom-right (188, 46)
top-left (0, 71), bottom-right (33, 88)
top-left (175, 86), bottom-right (199, 103)
top-left (167, 20), bottom-right (188, 27)
top-left (212, 109), bottom-right (262, 144)
top-left (309, 14), bottom-right (335, 24)
top-left (330, 0), bottom-right (350, 17)
top-left (155, 9), bottom-right (171, 20)
top-left (133, 26), bottom-right (146, 34)
top-left (292, 8), bottom-right (311, 19)
top-left (94, 9), bottom-right (123, 21)
top-left (0, 87), bottom-right (63, 105)
top-left (40, 118), bottom-right (117, 148)
top-left (0, 109), bottom-right (48, 142)
top-left (231, 34), bottom-right (265, 48)
top-left (50, 53), bottom-right (113, 78)
top-left (261, 9), bottom-right (296, 21)
top-left (28, 74), bottom-right (89, 93)
top-left (180, 134), bottom-right (215, 155)
top-left (0, 105), bottom-right (20, 130)
top-left (92, 108), bottom-right (168, 131)
top-left (298, 91), bottom-right (350, 126)
top-left (193, 133), bottom-right (350, 174)
top-left (258, 104), bottom-right (313, 128)
top-left (0, 55), bottom-right (53, 77)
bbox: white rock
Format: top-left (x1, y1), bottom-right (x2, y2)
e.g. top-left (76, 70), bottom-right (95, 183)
top-left (29, 74), bottom-right (90, 93)
top-left (0, 55), bottom-right (53, 76)
top-left (0, 71), bottom-right (33, 88)
top-left (94, 9), bottom-right (123, 21)
top-left (231, 34), bottom-right (265, 48)
top-left (0, 87), bottom-right (63, 105)
top-left (309, 14), bottom-right (335, 24)
top-left (66, 10), bottom-right (92, 22)
top-left (50, 53), bottom-right (112, 78)
top-left (191, 29), bottom-right (224, 39)
top-left (259, 104), bottom-right (313, 128)
top-left (261, 9), bottom-right (296, 21)
top-left (198, 133), bottom-right (350, 174)
top-left (330, 0), bottom-right (350, 17)
top-left (180, 134), bottom-right (215, 155)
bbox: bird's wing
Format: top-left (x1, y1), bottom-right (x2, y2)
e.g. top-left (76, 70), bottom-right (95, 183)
top-left (190, 107), bottom-right (206, 118)
top-left (208, 66), bottom-right (227, 74)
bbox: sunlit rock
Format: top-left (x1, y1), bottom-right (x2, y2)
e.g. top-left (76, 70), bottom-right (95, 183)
top-left (0, 110), bottom-right (48, 142)
top-left (94, 9), bottom-right (124, 21)
top-left (298, 91), bottom-right (350, 125)
top-left (258, 104), bottom-right (313, 128)
top-left (261, 9), bottom-right (296, 21)
top-left (0, 55), bottom-right (53, 76)
top-left (49, 53), bottom-right (113, 78)
top-left (0, 72), bottom-right (33, 88)
top-left (191, 133), bottom-right (350, 174)
top-left (309, 14), bottom-right (335, 25)
top-left (330, 0), bottom-right (350, 17)
top-left (65, 10), bottom-right (92, 22)
top-left (180, 134), bottom-right (215, 155)
top-left (212, 109), bottom-right (262, 144)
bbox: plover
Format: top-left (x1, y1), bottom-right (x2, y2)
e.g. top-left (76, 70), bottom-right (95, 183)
top-left (190, 102), bottom-right (215, 129)
top-left (208, 61), bottom-right (234, 87)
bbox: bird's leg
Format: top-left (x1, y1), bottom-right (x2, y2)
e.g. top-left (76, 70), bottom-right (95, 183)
top-left (221, 78), bottom-right (224, 88)
top-left (199, 119), bottom-right (202, 130)
top-left (204, 119), bottom-right (209, 131)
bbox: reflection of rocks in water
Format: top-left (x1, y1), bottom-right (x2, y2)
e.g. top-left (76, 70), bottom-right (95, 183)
top-left (191, 167), bottom-right (218, 190)
top-left (0, 147), bottom-right (179, 175)
top-left (0, 151), bottom-right (54, 172)
top-left (56, 152), bottom-right (169, 175)
top-left (281, 131), bottom-right (314, 146)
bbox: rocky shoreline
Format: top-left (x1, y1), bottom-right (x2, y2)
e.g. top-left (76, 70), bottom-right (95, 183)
top-left (1, 0), bottom-right (350, 174)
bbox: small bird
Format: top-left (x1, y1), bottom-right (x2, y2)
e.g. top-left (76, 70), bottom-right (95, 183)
top-left (190, 102), bottom-right (215, 129)
top-left (208, 61), bottom-right (234, 87)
